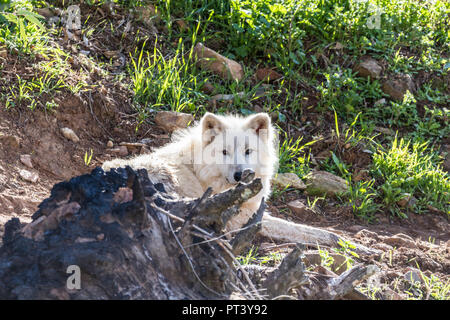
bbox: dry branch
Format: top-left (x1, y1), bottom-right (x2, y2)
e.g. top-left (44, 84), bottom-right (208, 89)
top-left (0, 167), bottom-right (378, 300)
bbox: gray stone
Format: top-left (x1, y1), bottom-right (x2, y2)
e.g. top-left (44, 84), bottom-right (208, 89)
top-left (354, 58), bottom-right (382, 79)
top-left (60, 127), bottom-right (80, 143)
top-left (19, 169), bottom-right (39, 183)
top-left (20, 155), bottom-right (33, 169)
top-left (194, 43), bottom-right (244, 81)
top-left (154, 111), bottom-right (194, 133)
top-left (382, 74), bottom-right (415, 101)
top-left (110, 146), bottom-right (128, 157)
top-left (287, 200), bottom-right (314, 216)
top-left (305, 171), bottom-right (349, 197)
top-left (382, 234), bottom-right (417, 249)
top-left (272, 172), bottom-right (306, 190)
top-left (404, 268), bottom-right (424, 284)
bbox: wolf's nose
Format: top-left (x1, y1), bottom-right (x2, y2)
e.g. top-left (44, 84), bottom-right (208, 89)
top-left (233, 171), bottom-right (242, 182)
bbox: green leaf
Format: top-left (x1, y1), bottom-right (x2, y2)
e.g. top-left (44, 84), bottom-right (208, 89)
top-left (18, 16), bottom-right (25, 40)
top-left (0, 0), bottom-right (11, 11)
top-left (333, 108), bottom-right (340, 139)
top-left (22, 11), bottom-right (45, 30)
top-left (235, 45), bottom-right (248, 58)
top-left (3, 12), bottom-right (17, 24)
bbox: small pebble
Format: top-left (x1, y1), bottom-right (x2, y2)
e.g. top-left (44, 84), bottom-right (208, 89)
top-left (19, 169), bottom-right (39, 183)
top-left (60, 127), bottom-right (80, 143)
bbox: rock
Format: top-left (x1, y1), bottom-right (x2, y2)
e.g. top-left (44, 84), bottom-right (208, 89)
top-left (0, 48), bottom-right (7, 59)
top-left (139, 138), bottom-right (153, 145)
top-left (354, 229), bottom-right (380, 241)
top-left (383, 234), bottom-right (417, 249)
top-left (404, 268), bottom-right (424, 284)
top-left (382, 74), bottom-right (415, 101)
top-left (201, 81), bottom-right (215, 95)
top-left (333, 42), bottom-right (344, 50)
top-left (347, 225), bottom-right (365, 233)
top-left (372, 243), bottom-right (394, 251)
top-left (35, 7), bottom-right (54, 19)
top-left (133, 4), bottom-right (160, 26)
top-left (103, 50), bottom-right (120, 59)
top-left (305, 171), bottom-right (349, 197)
top-left (19, 169), bottom-right (39, 183)
top-left (374, 98), bottom-right (386, 107)
top-left (120, 142), bottom-right (145, 154)
top-left (0, 134), bottom-right (20, 149)
top-left (396, 193), bottom-right (417, 209)
top-left (303, 252), bottom-right (348, 275)
top-left (154, 111), bottom-right (194, 133)
top-left (444, 157), bottom-right (450, 172)
top-left (106, 140), bottom-right (114, 148)
top-left (272, 172), bottom-right (306, 190)
top-left (175, 19), bottom-right (188, 31)
top-left (287, 200), bottom-right (314, 216)
top-left (20, 155), bottom-right (33, 169)
top-left (353, 169), bottom-right (369, 182)
top-left (354, 58), bottom-right (382, 79)
top-left (193, 43), bottom-right (244, 81)
top-left (110, 146), bottom-right (128, 157)
top-left (393, 233), bottom-right (414, 242)
top-left (255, 68), bottom-right (283, 82)
top-left (315, 150), bottom-right (331, 161)
top-left (210, 92), bottom-right (245, 102)
top-left (60, 127), bottom-right (80, 143)
top-left (374, 126), bottom-right (395, 135)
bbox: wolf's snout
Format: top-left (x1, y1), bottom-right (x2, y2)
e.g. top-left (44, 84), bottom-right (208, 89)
top-left (233, 171), bottom-right (242, 182)
top-left (239, 169), bottom-right (255, 183)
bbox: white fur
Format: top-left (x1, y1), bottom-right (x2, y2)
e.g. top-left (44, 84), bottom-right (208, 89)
top-left (102, 113), bottom-right (277, 231)
top-left (102, 113), bottom-right (347, 248)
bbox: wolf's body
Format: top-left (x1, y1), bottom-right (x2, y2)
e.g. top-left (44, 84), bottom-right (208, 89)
top-left (103, 113), bottom-right (276, 231)
top-left (102, 113), bottom-right (342, 247)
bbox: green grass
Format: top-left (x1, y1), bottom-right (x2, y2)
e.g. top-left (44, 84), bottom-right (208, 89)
top-left (0, 0), bottom-right (90, 110)
top-left (410, 270), bottom-right (450, 300)
top-left (277, 130), bottom-right (314, 178)
top-left (129, 37), bottom-right (208, 119)
top-left (164, 0), bottom-right (449, 66)
top-left (236, 246), bottom-right (283, 267)
top-left (0, 0), bottom-right (46, 55)
top-left (371, 137), bottom-right (450, 217)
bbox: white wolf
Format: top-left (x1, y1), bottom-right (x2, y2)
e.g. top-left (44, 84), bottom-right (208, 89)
top-left (102, 113), bottom-right (339, 245)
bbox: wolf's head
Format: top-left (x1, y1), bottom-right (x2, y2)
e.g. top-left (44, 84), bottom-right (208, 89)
top-left (196, 112), bottom-right (276, 188)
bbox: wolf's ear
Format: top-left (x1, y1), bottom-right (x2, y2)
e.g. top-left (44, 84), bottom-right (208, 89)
top-left (201, 113), bottom-right (224, 145)
top-left (245, 113), bottom-right (271, 141)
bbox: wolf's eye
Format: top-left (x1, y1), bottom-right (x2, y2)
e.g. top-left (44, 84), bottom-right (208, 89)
top-left (245, 149), bottom-right (252, 156)
top-left (222, 149), bottom-right (228, 156)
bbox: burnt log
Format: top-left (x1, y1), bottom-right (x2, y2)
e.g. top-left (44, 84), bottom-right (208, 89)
top-left (0, 167), bottom-right (377, 299)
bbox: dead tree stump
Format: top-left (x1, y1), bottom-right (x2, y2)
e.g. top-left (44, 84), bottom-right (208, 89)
top-left (0, 167), bottom-right (377, 299)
